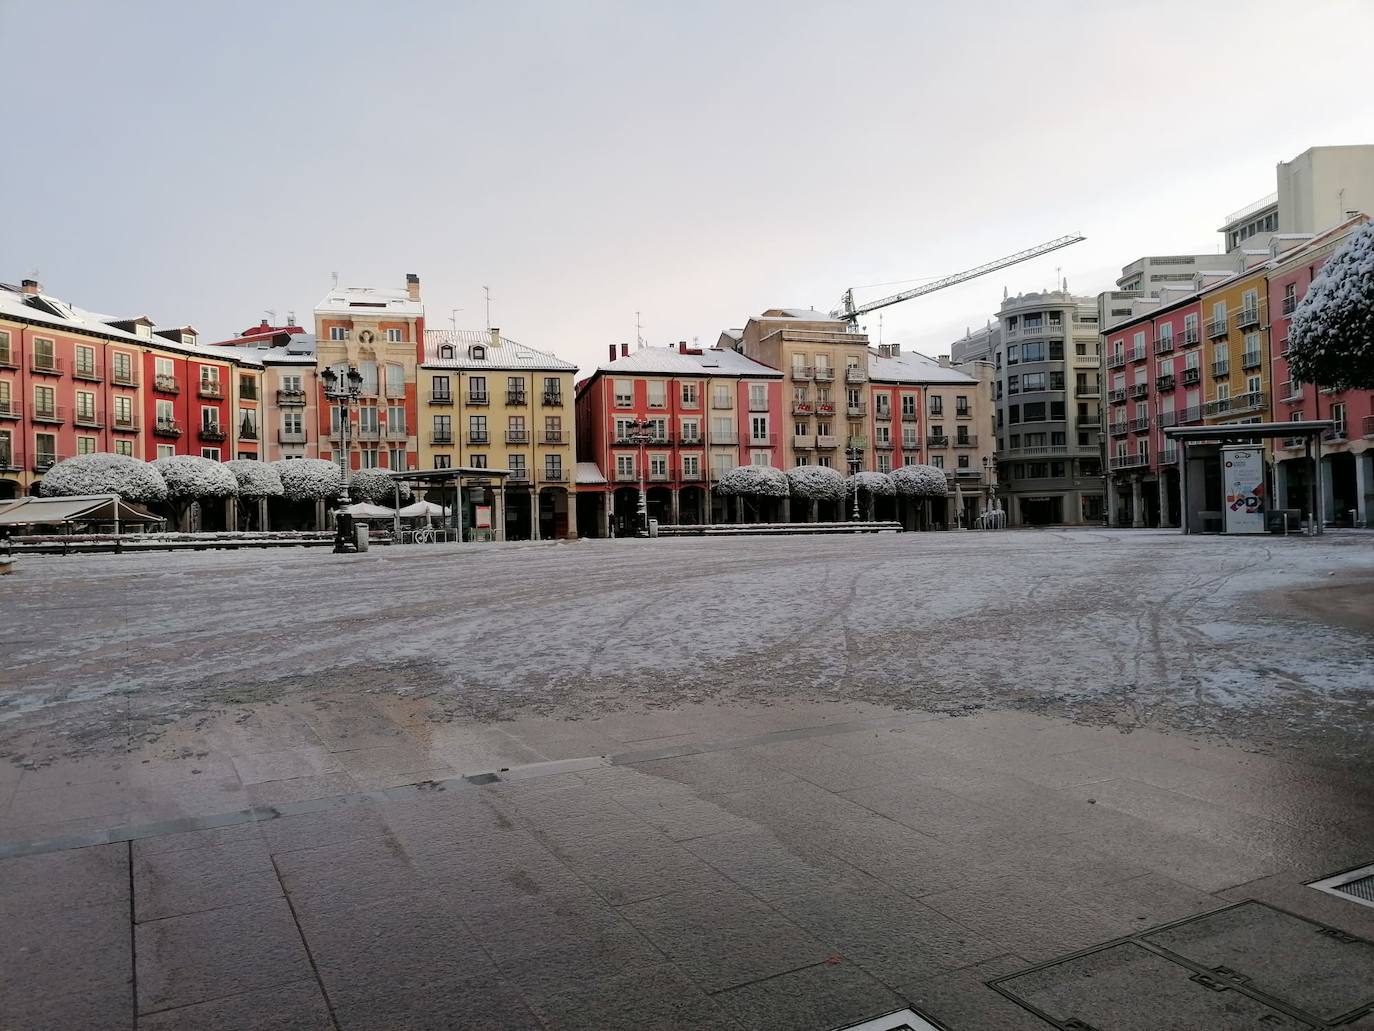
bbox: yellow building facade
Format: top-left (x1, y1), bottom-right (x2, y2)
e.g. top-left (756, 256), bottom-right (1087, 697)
top-left (418, 328), bottom-right (578, 539)
top-left (1198, 267), bottom-right (1271, 425)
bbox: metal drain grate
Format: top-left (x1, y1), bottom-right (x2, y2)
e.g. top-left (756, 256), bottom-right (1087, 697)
top-left (832, 1010), bottom-right (943, 1031)
top-left (1311, 862), bottom-right (1374, 912)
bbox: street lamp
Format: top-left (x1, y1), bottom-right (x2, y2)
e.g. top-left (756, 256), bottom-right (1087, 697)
top-left (627, 418), bottom-right (655, 535)
top-left (321, 364), bottom-right (364, 552)
top-left (844, 443), bottom-right (863, 520)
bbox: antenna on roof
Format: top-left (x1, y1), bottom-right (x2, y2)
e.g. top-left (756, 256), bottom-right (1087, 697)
top-left (331, 272), bottom-right (338, 289)
top-left (265, 309), bottom-right (276, 323)
top-left (450, 308), bottom-right (463, 331)
top-left (635, 311), bottom-right (644, 350)
top-left (878, 313), bottom-right (883, 348)
top-left (483, 286), bottom-right (492, 330)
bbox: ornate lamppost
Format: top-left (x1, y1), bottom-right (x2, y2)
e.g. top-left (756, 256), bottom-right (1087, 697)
top-left (321, 364), bottom-right (363, 552)
top-left (627, 417), bottom-right (654, 535)
top-left (845, 443), bottom-right (863, 520)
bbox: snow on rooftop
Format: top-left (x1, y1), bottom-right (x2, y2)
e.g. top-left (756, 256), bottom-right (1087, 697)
top-left (314, 284), bottom-right (423, 317)
top-left (422, 330), bottom-right (576, 371)
top-left (592, 345), bottom-right (781, 377)
top-left (867, 348), bottom-right (976, 385)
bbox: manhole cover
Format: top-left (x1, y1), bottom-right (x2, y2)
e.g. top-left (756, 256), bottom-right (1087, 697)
top-left (832, 1010), bottom-right (944, 1031)
top-left (1312, 863), bottom-right (1374, 910)
top-left (990, 900), bottom-right (1374, 1030)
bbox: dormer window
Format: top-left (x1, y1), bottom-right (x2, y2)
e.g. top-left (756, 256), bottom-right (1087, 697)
top-left (439, 344), bottom-right (455, 360)
top-left (470, 345), bottom-right (486, 361)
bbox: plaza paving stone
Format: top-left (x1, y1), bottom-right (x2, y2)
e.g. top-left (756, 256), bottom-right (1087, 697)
top-left (3, 531), bottom-right (1374, 1027)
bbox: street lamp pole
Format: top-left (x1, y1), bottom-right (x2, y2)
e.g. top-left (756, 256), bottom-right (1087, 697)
top-left (629, 418), bottom-right (652, 535)
top-left (321, 364), bottom-right (364, 551)
top-left (845, 444), bottom-right (862, 520)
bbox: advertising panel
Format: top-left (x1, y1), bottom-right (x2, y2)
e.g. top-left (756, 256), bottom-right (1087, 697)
top-left (1222, 445), bottom-right (1265, 534)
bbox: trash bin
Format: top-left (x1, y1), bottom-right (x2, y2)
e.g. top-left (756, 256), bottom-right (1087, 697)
top-left (354, 520), bottom-right (370, 552)
top-left (647, 518), bottom-right (659, 538)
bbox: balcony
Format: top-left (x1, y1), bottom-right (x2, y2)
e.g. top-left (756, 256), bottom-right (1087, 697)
top-left (953, 435), bottom-right (977, 448)
top-left (1155, 374), bottom-right (1176, 392)
top-left (467, 392), bottom-right (489, 406)
top-left (1364, 416), bottom-right (1374, 438)
top-left (278, 430), bottom-right (307, 444)
top-left (1129, 417), bottom-right (1149, 432)
top-left (845, 367), bottom-right (867, 384)
top-left (928, 408), bottom-right (945, 419)
top-left (30, 355), bottom-right (62, 375)
top-left (1177, 405), bottom-right (1204, 424)
top-left (507, 469), bottom-right (530, 483)
top-left (199, 424), bottom-right (227, 442)
top-left (0, 351), bottom-right (15, 370)
top-left (678, 467), bottom-right (703, 481)
top-left (112, 368), bottom-right (139, 388)
top-left (926, 434), bottom-right (949, 447)
top-left (1129, 383), bottom-right (1149, 400)
top-left (467, 433), bottom-right (490, 445)
top-left (1242, 351), bottom-right (1262, 371)
top-left (428, 391), bottom-right (454, 405)
top-left (1207, 318), bottom-right (1228, 339)
top-left (875, 438), bottom-right (896, 450)
top-left (748, 397), bottom-right (770, 413)
top-left (792, 401), bottom-right (813, 416)
top-left (1129, 347), bottom-right (1146, 363)
top-left (1281, 296), bottom-right (1298, 317)
top-left (1325, 422), bottom-right (1348, 443)
top-left (1109, 453), bottom-right (1150, 470)
top-left (1210, 361), bottom-right (1230, 378)
top-left (154, 418), bottom-right (182, 438)
top-left (1203, 391), bottom-right (1267, 417)
top-left (32, 405), bottom-right (64, 424)
top-left (355, 426), bottom-right (380, 441)
top-left (240, 425), bottom-right (260, 441)
top-left (813, 367), bottom-right (835, 382)
top-left (814, 401), bottom-right (836, 417)
top-left (541, 431), bottom-right (565, 444)
top-left (505, 430), bottom-right (530, 444)
top-left (1106, 353), bottom-right (1126, 369)
top-left (614, 469), bottom-right (638, 482)
top-left (32, 453), bottom-right (64, 473)
top-left (240, 385), bottom-right (259, 401)
top-left (954, 469), bottom-right (984, 481)
top-left (542, 391), bottom-right (563, 406)
top-left (1154, 335), bottom-right (1174, 354)
top-left (1075, 355), bottom-right (1102, 368)
top-left (648, 468), bottom-right (670, 482)
top-left (1179, 328), bottom-right (1201, 346)
top-left (711, 431), bottom-right (738, 445)
top-left (1280, 384), bottom-right (1303, 404)
top-left (384, 425), bottom-right (408, 441)
top-left (1157, 410), bottom-right (1179, 428)
top-left (154, 373), bottom-right (179, 394)
top-left (1235, 306), bottom-right (1260, 329)
top-left (74, 361), bottom-right (102, 382)
top-left (72, 409), bottom-right (102, 429)
top-left (198, 380), bottom-right (224, 399)
top-left (1077, 415), bottom-right (1100, 430)
top-left (846, 436), bottom-right (867, 450)
top-left (748, 433), bottom-right (777, 447)
top-left (710, 396), bottom-right (733, 410)
top-left (1108, 388), bottom-right (1127, 404)
top-left (112, 415), bottom-right (139, 433)
top-left (506, 391), bottom-right (527, 405)
top-left (815, 435), bottom-right (839, 449)
top-left (0, 447), bottom-right (16, 471)
top-left (1182, 367), bottom-right (1201, 385)
top-left (847, 403), bottom-right (867, 417)
top-left (790, 366), bottom-right (813, 381)
top-left (955, 408), bottom-right (972, 420)
top-left (1110, 422), bottom-right (1129, 437)
top-left (901, 437), bottom-right (918, 450)
top-left (277, 389), bottom-right (307, 406)
top-left (430, 432), bottom-right (454, 445)
top-left (1160, 446), bottom-right (1178, 466)
top-left (543, 469), bottom-right (568, 482)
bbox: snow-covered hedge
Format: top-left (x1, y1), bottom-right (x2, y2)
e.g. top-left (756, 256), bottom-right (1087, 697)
top-left (714, 464), bottom-right (789, 497)
top-left (847, 470), bottom-right (895, 496)
top-left (272, 458), bottom-right (344, 501)
top-left (785, 464), bottom-right (846, 501)
top-left (1286, 220), bottom-right (1374, 392)
top-left (153, 455), bottom-right (239, 499)
top-left (349, 467), bottom-right (414, 506)
top-left (891, 464), bottom-right (948, 498)
top-left (224, 459), bottom-right (284, 499)
top-left (39, 453), bottom-right (169, 504)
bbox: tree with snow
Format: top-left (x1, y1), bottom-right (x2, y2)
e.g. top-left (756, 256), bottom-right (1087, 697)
top-left (272, 458), bottom-right (344, 501)
top-left (714, 464), bottom-right (789, 523)
top-left (891, 463), bottom-right (948, 530)
top-left (153, 455), bottom-right (239, 528)
top-left (785, 465), bottom-right (845, 521)
top-left (1286, 220), bottom-right (1374, 392)
top-left (847, 470), bottom-right (894, 521)
top-left (39, 453), bottom-right (169, 504)
top-left (349, 467), bottom-right (414, 507)
top-left (225, 459), bottom-right (283, 531)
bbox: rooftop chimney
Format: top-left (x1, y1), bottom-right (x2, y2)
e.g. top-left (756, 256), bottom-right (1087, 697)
top-left (620, 342), bottom-right (629, 357)
top-left (405, 273), bottom-right (420, 302)
top-left (678, 341), bottom-right (687, 354)
top-left (490, 327), bottom-right (500, 346)
top-left (609, 344), bottom-right (618, 362)
top-left (287, 311), bottom-right (296, 326)
top-left (891, 342), bottom-right (900, 356)
top-left (20, 278), bottom-right (41, 296)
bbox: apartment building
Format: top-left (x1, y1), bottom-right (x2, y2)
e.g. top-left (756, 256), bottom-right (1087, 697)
top-left (420, 328), bottom-right (578, 539)
top-left (0, 279), bottom-right (263, 499)
top-left (214, 321), bottom-right (320, 461)
top-left (990, 291), bottom-right (1104, 525)
top-left (574, 341), bottom-right (782, 535)
top-left (1221, 145), bottom-right (1374, 253)
top-left (314, 275), bottom-right (424, 474)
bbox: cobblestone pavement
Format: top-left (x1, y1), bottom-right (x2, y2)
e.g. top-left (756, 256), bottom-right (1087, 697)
top-left (2, 530), bottom-right (1373, 1029)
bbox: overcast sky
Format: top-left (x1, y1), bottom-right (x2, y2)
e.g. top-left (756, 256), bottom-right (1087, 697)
top-left (3, 0), bottom-right (1372, 370)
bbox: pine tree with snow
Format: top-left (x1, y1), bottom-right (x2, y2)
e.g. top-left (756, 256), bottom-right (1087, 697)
top-left (272, 458), bottom-right (344, 501)
top-left (1286, 220), bottom-right (1374, 392)
top-left (349, 467), bottom-right (414, 506)
top-left (39, 453), bottom-right (169, 504)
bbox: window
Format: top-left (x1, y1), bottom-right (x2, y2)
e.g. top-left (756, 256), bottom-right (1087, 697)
top-left (433, 415), bottom-right (452, 440)
top-left (1023, 402), bottom-right (1046, 421)
top-left (200, 447), bottom-right (221, 461)
top-left (155, 356), bottom-right (174, 378)
top-left (750, 415), bottom-right (770, 443)
top-left (358, 361), bottom-right (379, 395)
top-left (76, 436), bottom-right (95, 455)
top-left (681, 382), bottom-right (699, 406)
top-left (469, 415), bottom-right (488, 442)
top-left (157, 444), bottom-right (175, 459)
top-left (711, 453), bottom-right (735, 479)
top-left (432, 375), bottom-right (451, 400)
top-left (544, 416), bottom-right (563, 442)
top-left (711, 415), bottom-right (733, 440)
top-left (386, 364), bottom-right (404, 397)
top-left (1022, 372), bottom-right (1045, 391)
top-left (750, 451), bottom-right (771, 467)
top-left (1049, 401), bottom-right (1065, 421)
top-left (239, 373), bottom-right (258, 400)
top-left (33, 338), bottom-right (56, 370)
top-left (931, 455), bottom-right (944, 469)
top-left (1007, 375), bottom-right (1019, 395)
top-left (543, 376), bottom-right (562, 401)
top-left (1050, 461), bottom-right (1066, 478)
top-left (114, 395), bottom-right (133, 427)
top-left (470, 345), bottom-right (486, 361)
top-left (929, 395), bottom-right (943, 415)
top-left (469, 375), bottom-right (487, 402)
top-left (1006, 345), bottom-right (1019, 365)
top-left (957, 455), bottom-right (970, 469)
top-left (544, 454), bottom-right (563, 478)
top-left (75, 345), bottom-right (96, 377)
top-left (75, 390), bottom-right (95, 420)
top-left (650, 454), bottom-right (668, 478)
top-left (901, 393), bottom-right (916, 417)
top-left (509, 454), bottom-right (527, 477)
top-left (330, 405), bottom-right (343, 435)
top-left (201, 405), bottom-right (220, 430)
top-left (434, 454), bottom-right (451, 469)
top-left (749, 383), bottom-right (767, 410)
top-left (614, 379), bottom-right (633, 407)
top-left (439, 344), bottom-right (455, 360)
top-left (359, 406), bottom-right (379, 436)
top-left (682, 454), bottom-right (700, 478)
top-left (239, 408), bottom-right (258, 438)
top-left (360, 448), bottom-right (379, 469)
top-left (329, 326), bottom-right (348, 341)
top-left (507, 376), bottom-right (527, 402)
top-left (647, 381), bottom-right (666, 408)
top-left (114, 439), bottom-right (133, 456)
top-left (1048, 340), bottom-right (1064, 360)
top-left (681, 419), bottom-right (700, 443)
top-left (386, 328), bottom-right (403, 343)
top-left (712, 384), bottom-right (731, 408)
top-left (1022, 342), bottom-right (1044, 362)
top-left (283, 411), bottom-right (303, 435)
top-left (113, 351), bottom-right (134, 384)
top-left (616, 454), bottom-right (635, 477)
top-left (470, 454), bottom-right (488, 469)
top-left (0, 330), bottom-right (9, 365)
top-left (1008, 404), bottom-right (1020, 424)
top-left (877, 454), bottom-right (891, 473)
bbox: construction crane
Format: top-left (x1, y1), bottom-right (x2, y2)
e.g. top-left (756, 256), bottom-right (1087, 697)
top-left (832, 233), bottom-right (1087, 325)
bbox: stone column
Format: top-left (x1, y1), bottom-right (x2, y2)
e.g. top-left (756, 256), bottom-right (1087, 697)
top-left (530, 490), bottom-right (540, 541)
top-left (1104, 476), bottom-right (1118, 527)
top-left (780, 496), bottom-right (791, 523)
top-left (1274, 460), bottom-right (1290, 509)
top-left (670, 489), bottom-right (680, 525)
top-left (1158, 476), bottom-right (1171, 528)
top-left (1356, 452), bottom-right (1373, 528)
top-left (1322, 459), bottom-right (1336, 528)
top-left (565, 489), bottom-right (578, 539)
top-left (704, 486), bottom-right (714, 524)
top-left (259, 497), bottom-right (270, 532)
top-left (606, 491), bottom-right (614, 538)
top-left (1130, 477), bottom-right (1145, 528)
top-left (494, 486), bottom-right (506, 542)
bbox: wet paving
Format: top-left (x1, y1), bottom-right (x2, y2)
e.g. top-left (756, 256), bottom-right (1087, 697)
top-left (2, 531), bottom-right (1374, 1028)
